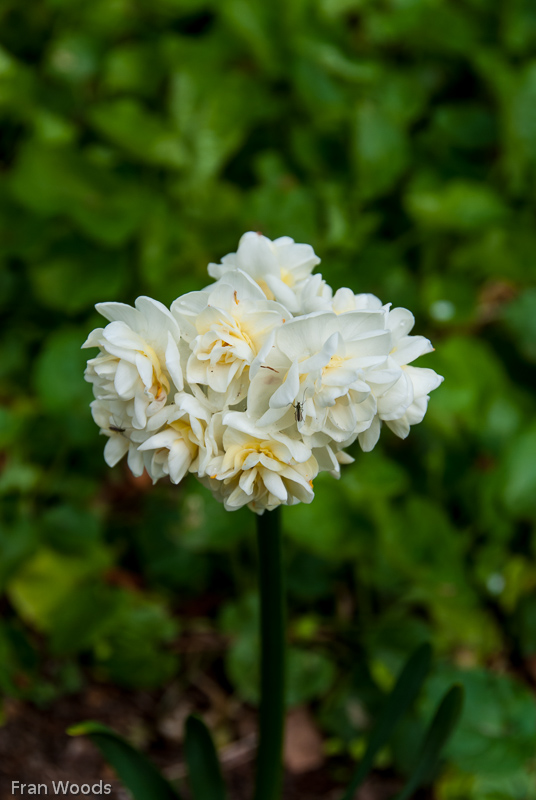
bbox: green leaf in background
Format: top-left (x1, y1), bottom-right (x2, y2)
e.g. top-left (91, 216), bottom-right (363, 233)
top-left (502, 423), bottom-right (536, 516)
top-left (286, 648), bottom-right (336, 707)
top-left (169, 68), bottom-right (276, 182)
top-left (68, 722), bottom-right (183, 800)
top-left (340, 643), bottom-right (432, 800)
top-left (500, 62), bottom-right (536, 192)
top-left (394, 685), bottom-right (464, 800)
top-left (405, 180), bottom-right (507, 232)
top-left (101, 41), bottom-right (164, 97)
top-left (283, 477), bottom-right (351, 558)
top-left (184, 715), bottom-right (226, 800)
top-left (46, 33), bottom-right (100, 84)
top-left (7, 547), bottom-right (110, 632)
top-left (220, 593), bottom-right (336, 706)
top-left (220, 0), bottom-right (279, 76)
top-left (247, 167), bottom-right (318, 248)
top-left (34, 327), bottom-right (93, 414)
top-left (428, 336), bottom-right (511, 437)
top-left (354, 101), bottom-right (409, 200)
top-left (503, 287), bottom-right (536, 362)
top-left (514, 594), bottom-right (536, 657)
top-left (424, 668), bottom-right (536, 780)
top-left (0, 620), bottom-right (36, 696)
top-left (47, 584), bottom-right (123, 657)
top-left (29, 238), bottom-right (128, 315)
top-left (0, 516), bottom-right (38, 591)
top-left (89, 99), bottom-right (187, 168)
top-left (9, 144), bottom-right (147, 245)
top-left (94, 594), bottom-right (179, 689)
top-left (41, 503), bottom-right (102, 555)
top-left (178, 484), bottom-right (251, 552)
top-left (342, 450), bottom-right (409, 504)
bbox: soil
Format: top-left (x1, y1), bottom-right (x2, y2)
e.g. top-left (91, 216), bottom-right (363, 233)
top-left (0, 681), bottom-right (407, 800)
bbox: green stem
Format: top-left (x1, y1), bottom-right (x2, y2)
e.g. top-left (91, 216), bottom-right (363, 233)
top-left (254, 507), bottom-right (285, 800)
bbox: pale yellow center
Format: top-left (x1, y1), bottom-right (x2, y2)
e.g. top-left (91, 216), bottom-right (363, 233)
top-left (137, 344), bottom-right (170, 395)
top-left (170, 419), bottom-right (198, 457)
top-left (322, 354), bottom-right (345, 377)
top-left (256, 279), bottom-right (275, 300)
top-left (280, 268), bottom-right (295, 288)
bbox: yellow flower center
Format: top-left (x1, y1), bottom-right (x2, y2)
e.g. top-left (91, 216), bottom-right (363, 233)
top-left (322, 354), bottom-right (344, 377)
top-left (137, 344), bottom-right (170, 395)
top-left (280, 268), bottom-right (295, 288)
top-left (256, 279), bottom-right (275, 300)
top-left (170, 419), bottom-right (198, 457)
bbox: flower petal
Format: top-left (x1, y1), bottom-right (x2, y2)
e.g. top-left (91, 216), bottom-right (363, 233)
top-left (104, 434), bottom-right (129, 467)
top-left (269, 360), bottom-right (300, 408)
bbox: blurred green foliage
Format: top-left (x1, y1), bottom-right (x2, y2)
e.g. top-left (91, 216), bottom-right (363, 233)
top-left (1, 0), bottom-right (536, 796)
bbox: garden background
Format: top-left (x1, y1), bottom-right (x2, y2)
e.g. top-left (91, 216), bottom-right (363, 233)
top-left (1, 0), bottom-right (536, 797)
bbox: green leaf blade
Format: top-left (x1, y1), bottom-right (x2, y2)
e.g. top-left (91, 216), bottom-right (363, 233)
top-left (184, 714), bottom-right (227, 800)
top-left (68, 721), bottom-right (182, 800)
top-left (340, 642), bottom-right (432, 800)
top-left (394, 684), bottom-right (465, 800)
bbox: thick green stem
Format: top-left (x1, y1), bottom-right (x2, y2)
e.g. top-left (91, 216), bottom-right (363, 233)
top-left (254, 507), bottom-right (285, 800)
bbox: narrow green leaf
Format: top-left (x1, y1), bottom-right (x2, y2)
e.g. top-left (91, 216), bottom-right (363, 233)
top-left (68, 721), bottom-right (182, 800)
top-left (393, 685), bottom-right (464, 800)
top-left (340, 643), bottom-right (432, 800)
top-left (184, 714), bottom-right (227, 800)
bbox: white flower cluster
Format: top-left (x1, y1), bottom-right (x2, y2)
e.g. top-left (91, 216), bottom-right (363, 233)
top-left (84, 232), bottom-right (443, 514)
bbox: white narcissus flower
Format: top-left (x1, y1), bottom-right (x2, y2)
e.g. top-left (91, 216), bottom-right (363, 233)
top-left (208, 231), bottom-right (320, 313)
top-left (171, 270), bottom-right (289, 404)
top-left (358, 306), bottom-right (443, 451)
top-left (293, 273), bottom-right (333, 316)
top-left (84, 233), bottom-right (443, 513)
top-left (138, 392), bottom-right (213, 484)
top-left (203, 412), bottom-right (318, 513)
top-left (381, 307), bottom-right (443, 437)
top-left (83, 296), bottom-right (183, 431)
top-left (89, 398), bottom-right (153, 476)
top-left (249, 310), bottom-right (390, 446)
top-left (331, 289), bottom-right (387, 315)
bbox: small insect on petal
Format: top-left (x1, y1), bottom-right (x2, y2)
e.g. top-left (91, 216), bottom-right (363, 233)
top-left (293, 401), bottom-right (304, 422)
top-left (260, 365), bottom-right (279, 373)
